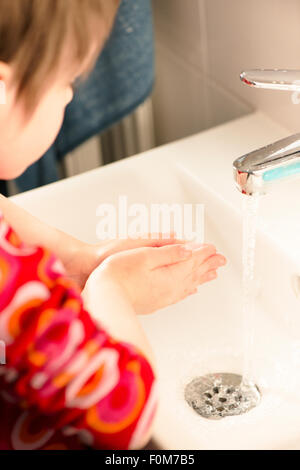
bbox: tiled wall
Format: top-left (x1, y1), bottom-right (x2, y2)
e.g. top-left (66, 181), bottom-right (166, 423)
top-left (152, 0), bottom-right (300, 145)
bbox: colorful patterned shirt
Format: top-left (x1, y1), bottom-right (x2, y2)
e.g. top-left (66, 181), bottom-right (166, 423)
top-left (0, 214), bottom-right (156, 450)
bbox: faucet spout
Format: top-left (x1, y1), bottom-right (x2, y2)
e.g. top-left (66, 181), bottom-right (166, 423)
top-left (233, 134), bottom-right (300, 195)
top-left (240, 69), bottom-right (300, 91)
top-left (234, 68), bottom-right (300, 195)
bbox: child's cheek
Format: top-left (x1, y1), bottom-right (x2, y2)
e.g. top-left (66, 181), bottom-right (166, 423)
top-left (65, 86), bottom-right (74, 106)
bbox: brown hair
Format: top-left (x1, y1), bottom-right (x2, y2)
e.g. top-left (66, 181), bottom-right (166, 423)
top-left (0, 0), bottom-right (119, 112)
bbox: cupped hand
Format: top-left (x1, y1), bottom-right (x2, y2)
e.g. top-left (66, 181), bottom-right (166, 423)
top-left (88, 243), bottom-right (226, 315)
top-left (63, 234), bottom-right (186, 289)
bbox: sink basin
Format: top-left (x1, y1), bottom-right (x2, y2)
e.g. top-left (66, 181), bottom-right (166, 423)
top-left (11, 112), bottom-right (300, 449)
top-left (140, 169), bottom-right (300, 450)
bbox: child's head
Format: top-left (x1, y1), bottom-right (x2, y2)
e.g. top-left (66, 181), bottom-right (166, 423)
top-left (0, 0), bottom-right (119, 179)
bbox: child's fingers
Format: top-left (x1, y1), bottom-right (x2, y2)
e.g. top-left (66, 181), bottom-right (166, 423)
top-left (198, 269), bottom-right (218, 285)
top-left (147, 244), bottom-right (193, 268)
top-left (197, 254), bottom-right (226, 276)
top-left (179, 253), bottom-right (225, 291)
top-left (143, 243), bottom-right (217, 270)
top-left (153, 244), bottom-right (217, 274)
top-left (129, 233), bottom-right (186, 248)
top-left (185, 271), bottom-right (218, 296)
top-left (105, 236), bottom-right (186, 258)
top-left (147, 235), bottom-right (186, 246)
top-left (183, 244), bottom-right (217, 271)
top-left (181, 271), bottom-right (217, 301)
top-left (189, 255), bottom-right (225, 289)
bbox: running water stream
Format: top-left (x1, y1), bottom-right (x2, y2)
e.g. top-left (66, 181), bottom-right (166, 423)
top-left (185, 192), bottom-right (263, 420)
top-left (241, 193), bottom-right (261, 383)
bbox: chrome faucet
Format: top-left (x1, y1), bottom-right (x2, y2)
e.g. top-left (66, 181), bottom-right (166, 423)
top-left (233, 69), bottom-right (300, 195)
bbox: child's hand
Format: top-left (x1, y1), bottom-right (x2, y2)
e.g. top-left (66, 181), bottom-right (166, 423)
top-left (64, 234), bottom-right (187, 289)
top-left (86, 243), bottom-right (226, 315)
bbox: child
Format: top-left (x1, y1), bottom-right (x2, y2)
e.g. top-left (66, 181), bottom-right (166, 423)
top-left (0, 0), bottom-right (226, 450)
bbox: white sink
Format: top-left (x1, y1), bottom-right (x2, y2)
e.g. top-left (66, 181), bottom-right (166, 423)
top-left (11, 112), bottom-right (300, 449)
top-left (140, 171), bottom-right (300, 450)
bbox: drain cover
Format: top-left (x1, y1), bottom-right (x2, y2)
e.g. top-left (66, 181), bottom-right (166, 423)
top-left (185, 373), bottom-right (260, 419)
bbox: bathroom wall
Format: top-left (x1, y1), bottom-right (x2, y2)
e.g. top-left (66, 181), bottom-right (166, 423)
top-left (152, 0), bottom-right (300, 145)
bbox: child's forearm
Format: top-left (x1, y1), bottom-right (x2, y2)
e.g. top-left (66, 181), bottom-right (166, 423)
top-left (0, 193), bottom-right (82, 262)
top-left (82, 270), bottom-right (156, 370)
top-left (82, 278), bottom-right (157, 448)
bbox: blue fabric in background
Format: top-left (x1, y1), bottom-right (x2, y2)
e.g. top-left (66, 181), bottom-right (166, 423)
top-left (15, 0), bottom-right (154, 192)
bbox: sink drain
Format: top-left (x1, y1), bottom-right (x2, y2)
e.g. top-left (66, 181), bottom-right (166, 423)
top-left (184, 373), bottom-right (260, 419)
